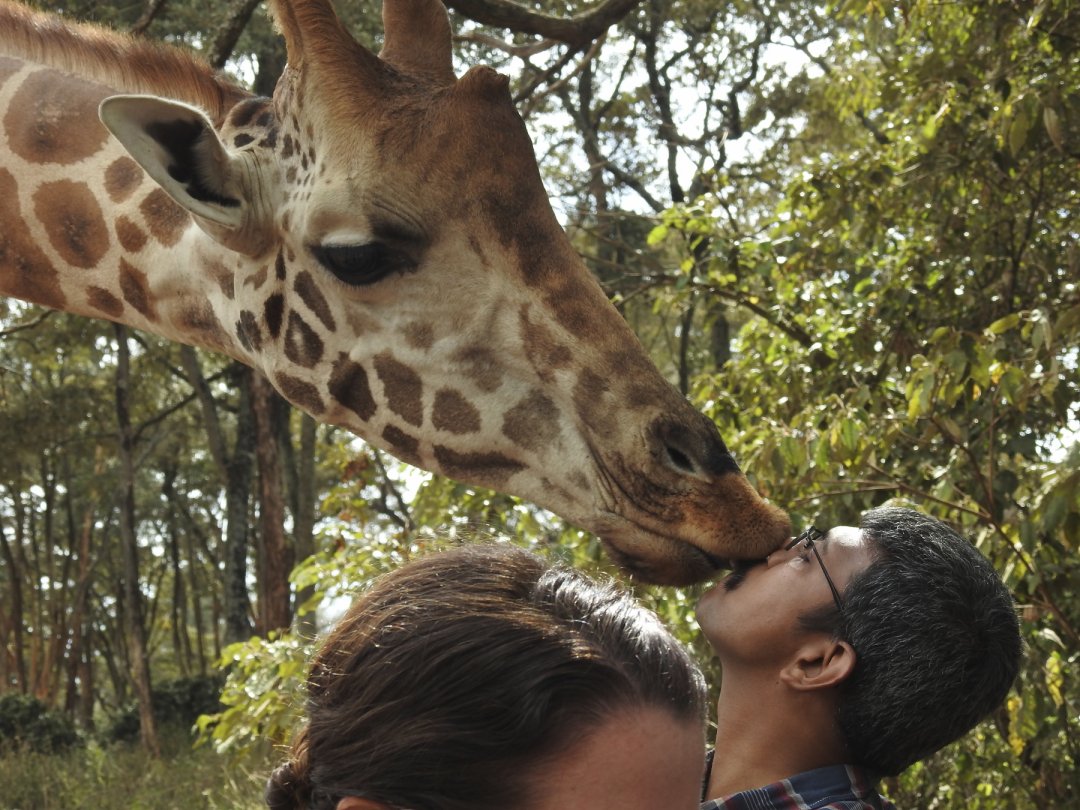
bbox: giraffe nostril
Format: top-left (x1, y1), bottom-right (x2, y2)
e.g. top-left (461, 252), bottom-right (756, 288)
top-left (653, 416), bottom-right (741, 479)
top-left (665, 445), bottom-right (696, 475)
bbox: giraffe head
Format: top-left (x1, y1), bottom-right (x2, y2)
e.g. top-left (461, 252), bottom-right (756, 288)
top-left (96, 0), bottom-right (790, 585)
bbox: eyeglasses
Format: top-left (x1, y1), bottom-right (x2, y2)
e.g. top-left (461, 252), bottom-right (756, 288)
top-left (786, 526), bottom-right (844, 612)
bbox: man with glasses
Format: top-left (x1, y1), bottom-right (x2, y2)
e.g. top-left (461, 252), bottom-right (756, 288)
top-left (695, 506), bottom-right (1022, 809)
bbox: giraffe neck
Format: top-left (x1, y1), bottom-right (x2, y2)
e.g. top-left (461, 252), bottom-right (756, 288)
top-left (0, 53), bottom-right (258, 362)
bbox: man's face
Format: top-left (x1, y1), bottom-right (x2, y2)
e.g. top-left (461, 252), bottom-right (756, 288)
top-left (695, 526), bottom-right (876, 667)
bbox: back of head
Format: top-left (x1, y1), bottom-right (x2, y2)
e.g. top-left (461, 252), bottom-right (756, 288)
top-left (837, 507), bottom-right (1022, 776)
top-left (265, 543), bottom-right (706, 810)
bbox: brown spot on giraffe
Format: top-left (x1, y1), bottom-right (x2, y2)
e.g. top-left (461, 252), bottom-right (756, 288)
top-left (247, 263), bottom-right (269, 291)
top-left (179, 303), bottom-right (227, 349)
top-left (453, 345), bottom-right (504, 393)
top-left (119, 258), bottom-right (157, 320)
top-left (403, 322), bottom-right (434, 350)
top-left (5, 69), bottom-right (109, 164)
top-left (433, 445), bottom-right (524, 488)
top-left (264, 293), bottom-right (285, 339)
top-left (275, 250), bottom-right (287, 280)
top-left (502, 390), bottom-right (561, 453)
top-left (573, 369), bottom-right (617, 439)
top-left (382, 424), bottom-right (421, 465)
top-left (329, 353), bottom-right (377, 422)
top-left (294, 271), bottom-right (335, 331)
top-left (104, 157), bottom-right (143, 203)
top-left (432, 388), bottom-right (482, 435)
top-left (33, 180), bottom-right (110, 268)
top-left (374, 351), bottom-right (423, 427)
top-left (237, 310), bottom-right (262, 352)
top-left (0, 169), bottom-right (65, 309)
top-left (87, 286), bottom-right (123, 318)
top-left (519, 303), bottom-right (573, 382)
top-left (203, 257), bottom-right (234, 300)
top-left (284, 310), bottom-right (324, 367)
top-left (139, 188), bottom-right (188, 247)
top-left (275, 372), bottom-right (325, 415)
top-left (229, 97), bottom-right (270, 127)
top-left (115, 216), bottom-right (147, 253)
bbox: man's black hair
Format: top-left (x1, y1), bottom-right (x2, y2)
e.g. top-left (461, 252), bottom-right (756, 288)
top-left (813, 506), bottom-right (1023, 776)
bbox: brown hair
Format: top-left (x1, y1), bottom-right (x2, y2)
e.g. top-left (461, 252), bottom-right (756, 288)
top-left (265, 544), bottom-right (706, 810)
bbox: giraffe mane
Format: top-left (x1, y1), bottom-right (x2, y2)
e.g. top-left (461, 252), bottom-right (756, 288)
top-left (0, 1), bottom-right (250, 125)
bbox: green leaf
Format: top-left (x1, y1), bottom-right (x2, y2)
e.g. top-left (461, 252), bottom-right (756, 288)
top-left (1043, 106), bottom-right (1065, 150)
top-left (987, 312), bottom-right (1022, 334)
top-left (646, 224), bottom-right (669, 246)
top-left (1008, 108), bottom-right (1031, 156)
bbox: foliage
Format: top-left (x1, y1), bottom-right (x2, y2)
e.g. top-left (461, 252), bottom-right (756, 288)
top-left (0, 695), bottom-right (81, 754)
top-left (104, 675), bottom-right (226, 743)
top-left (648, 1), bottom-right (1080, 806)
top-left (0, 735), bottom-right (271, 810)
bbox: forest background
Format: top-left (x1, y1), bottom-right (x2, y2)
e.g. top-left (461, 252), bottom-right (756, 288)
top-left (0, 0), bottom-right (1076, 807)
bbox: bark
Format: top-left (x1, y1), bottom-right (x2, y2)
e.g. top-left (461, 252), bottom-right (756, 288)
top-left (224, 367), bottom-right (256, 642)
top-left (207, 0), bottom-right (266, 69)
top-left (446, 0), bottom-right (644, 47)
top-left (0, 505), bottom-right (27, 691)
top-left (161, 466), bottom-right (192, 675)
top-left (113, 324), bottom-right (161, 757)
top-left (293, 414), bottom-right (318, 637)
top-left (63, 469), bottom-right (100, 721)
top-left (130, 0), bottom-right (169, 35)
top-left (179, 347), bottom-right (254, 644)
top-left (251, 373), bottom-right (293, 635)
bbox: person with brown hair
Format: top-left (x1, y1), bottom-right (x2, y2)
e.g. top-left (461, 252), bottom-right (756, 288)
top-left (265, 543), bottom-right (708, 810)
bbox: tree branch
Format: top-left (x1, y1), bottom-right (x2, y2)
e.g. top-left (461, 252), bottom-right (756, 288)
top-left (206, 0), bottom-right (265, 69)
top-left (0, 309), bottom-right (55, 338)
top-left (130, 0), bottom-right (169, 36)
top-left (446, 0), bottom-right (644, 47)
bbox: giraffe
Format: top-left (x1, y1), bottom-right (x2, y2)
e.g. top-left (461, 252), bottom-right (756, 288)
top-left (0, 0), bottom-right (790, 585)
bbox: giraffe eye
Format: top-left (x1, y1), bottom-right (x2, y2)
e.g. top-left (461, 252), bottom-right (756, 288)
top-left (312, 243), bottom-right (415, 286)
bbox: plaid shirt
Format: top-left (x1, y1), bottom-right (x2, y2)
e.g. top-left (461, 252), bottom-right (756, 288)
top-left (701, 762), bottom-right (897, 810)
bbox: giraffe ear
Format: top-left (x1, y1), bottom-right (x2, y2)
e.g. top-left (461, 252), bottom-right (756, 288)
top-left (99, 95), bottom-right (245, 230)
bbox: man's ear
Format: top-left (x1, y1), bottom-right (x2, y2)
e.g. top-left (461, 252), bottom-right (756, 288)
top-left (779, 638), bottom-right (856, 691)
top-left (336, 798), bottom-right (391, 810)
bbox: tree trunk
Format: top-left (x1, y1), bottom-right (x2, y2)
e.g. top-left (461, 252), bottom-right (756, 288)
top-left (0, 505), bottom-right (27, 691)
top-left (251, 373), bottom-right (293, 634)
top-left (180, 348), bottom-right (254, 644)
top-left (224, 365), bottom-right (256, 642)
top-left (113, 324), bottom-right (161, 758)
top-left (63, 474), bottom-right (99, 722)
top-left (293, 414), bottom-right (318, 637)
top-left (160, 465), bottom-right (193, 675)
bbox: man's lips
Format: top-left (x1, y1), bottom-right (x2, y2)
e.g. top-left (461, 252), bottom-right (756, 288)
top-left (721, 558), bottom-right (765, 591)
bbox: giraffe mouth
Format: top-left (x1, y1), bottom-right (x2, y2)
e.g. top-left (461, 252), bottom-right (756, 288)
top-left (594, 519), bottom-right (734, 586)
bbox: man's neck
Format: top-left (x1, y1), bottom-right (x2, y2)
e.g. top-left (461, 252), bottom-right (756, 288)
top-left (705, 668), bottom-right (849, 800)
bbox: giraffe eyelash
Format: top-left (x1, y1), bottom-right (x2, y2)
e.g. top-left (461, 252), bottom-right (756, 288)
top-left (311, 242), bottom-right (416, 287)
